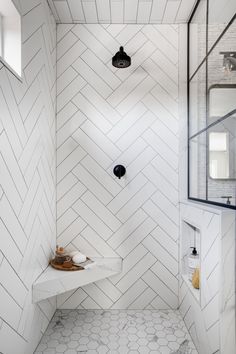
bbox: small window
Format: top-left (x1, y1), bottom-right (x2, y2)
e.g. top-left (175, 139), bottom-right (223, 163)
top-left (0, 0), bottom-right (21, 78)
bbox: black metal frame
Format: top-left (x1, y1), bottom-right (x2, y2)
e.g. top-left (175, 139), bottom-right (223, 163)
top-left (187, 0), bottom-right (236, 210)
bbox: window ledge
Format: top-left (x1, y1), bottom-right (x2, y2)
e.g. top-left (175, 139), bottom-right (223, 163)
top-left (0, 56), bottom-right (22, 82)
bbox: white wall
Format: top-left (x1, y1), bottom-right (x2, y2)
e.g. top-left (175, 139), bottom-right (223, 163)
top-left (56, 24), bottom-right (180, 309)
top-left (0, 1), bottom-right (56, 353)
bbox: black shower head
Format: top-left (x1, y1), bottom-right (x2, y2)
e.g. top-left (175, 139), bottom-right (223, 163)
top-left (112, 46), bottom-right (131, 68)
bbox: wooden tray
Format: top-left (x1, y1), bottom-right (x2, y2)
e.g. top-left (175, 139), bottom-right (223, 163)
top-left (50, 259), bottom-right (84, 271)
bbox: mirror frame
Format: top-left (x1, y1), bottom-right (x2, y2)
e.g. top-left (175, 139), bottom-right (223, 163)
top-left (207, 84), bottom-right (236, 181)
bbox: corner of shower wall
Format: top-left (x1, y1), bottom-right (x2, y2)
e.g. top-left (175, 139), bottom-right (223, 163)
top-left (0, 1), bottom-right (57, 353)
top-left (178, 23), bottom-right (188, 203)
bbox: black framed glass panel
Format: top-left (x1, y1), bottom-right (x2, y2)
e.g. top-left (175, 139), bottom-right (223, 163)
top-left (189, 0), bottom-right (207, 77)
top-left (188, 0), bottom-right (236, 209)
top-left (208, 0), bottom-right (236, 52)
top-left (207, 112), bottom-right (236, 206)
top-left (189, 62), bottom-right (207, 136)
top-left (209, 85), bottom-right (236, 126)
top-left (207, 17), bottom-right (236, 114)
top-left (189, 132), bottom-right (207, 201)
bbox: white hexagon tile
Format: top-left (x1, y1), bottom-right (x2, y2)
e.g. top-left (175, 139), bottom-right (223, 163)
top-left (34, 310), bottom-right (198, 354)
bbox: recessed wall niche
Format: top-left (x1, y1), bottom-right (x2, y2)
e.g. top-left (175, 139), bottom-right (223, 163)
top-left (181, 219), bottom-right (201, 302)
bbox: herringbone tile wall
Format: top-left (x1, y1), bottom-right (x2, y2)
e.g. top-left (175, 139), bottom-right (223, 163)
top-left (179, 203), bottom-right (231, 354)
top-left (56, 24), bottom-right (180, 310)
top-left (0, 1), bottom-right (56, 353)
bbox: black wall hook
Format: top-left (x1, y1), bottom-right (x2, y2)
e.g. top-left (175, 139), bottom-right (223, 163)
top-left (113, 165), bottom-right (126, 179)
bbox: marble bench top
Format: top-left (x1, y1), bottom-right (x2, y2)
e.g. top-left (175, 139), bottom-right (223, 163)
top-left (32, 257), bottom-right (122, 303)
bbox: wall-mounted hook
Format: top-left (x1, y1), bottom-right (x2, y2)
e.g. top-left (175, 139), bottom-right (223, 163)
top-left (113, 165), bottom-right (126, 179)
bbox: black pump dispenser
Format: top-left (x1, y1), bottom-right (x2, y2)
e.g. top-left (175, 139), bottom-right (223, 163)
top-left (190, 247), bottom-right (198, 255)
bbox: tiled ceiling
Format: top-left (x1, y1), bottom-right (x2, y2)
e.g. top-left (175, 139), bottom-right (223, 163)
top-left (48, 0), bottom-right (197, 24)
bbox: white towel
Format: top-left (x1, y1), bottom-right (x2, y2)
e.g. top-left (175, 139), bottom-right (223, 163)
top-left (72, 252), bottom-right (86, 264)
top-left (68, 250), bottom-right (79, 257)
top-left (84, 262), bottom-right (96, 270)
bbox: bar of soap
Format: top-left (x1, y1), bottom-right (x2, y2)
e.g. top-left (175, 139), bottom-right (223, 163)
top-left (192, 268), bottom-right (200, 289)
top-left (72, 253), bottom-right (86, 264)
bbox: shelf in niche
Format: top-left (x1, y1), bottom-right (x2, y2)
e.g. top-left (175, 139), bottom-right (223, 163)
top-left (32, 257), bottom-right (122, 303)
top-left (182, 274), bottom-right (200, 303)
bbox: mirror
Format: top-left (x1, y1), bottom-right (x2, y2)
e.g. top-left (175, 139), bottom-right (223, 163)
top-left (208, 85), bottom-right (236, 180)
top-left (209, 132), bottom-right (229, 178)
top-left (209, 85), bottom-right (236, 120)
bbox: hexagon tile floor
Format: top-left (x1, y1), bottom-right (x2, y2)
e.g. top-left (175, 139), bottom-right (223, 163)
top-left (35, 309), bottom-right (198, 354)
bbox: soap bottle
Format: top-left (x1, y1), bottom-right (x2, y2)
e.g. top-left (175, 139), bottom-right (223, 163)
top-left (188, 247), bottom-right (199, 281)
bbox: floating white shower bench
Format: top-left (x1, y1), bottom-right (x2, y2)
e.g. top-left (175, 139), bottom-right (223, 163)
top-left (32, 257), bottom-right (122, 303)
